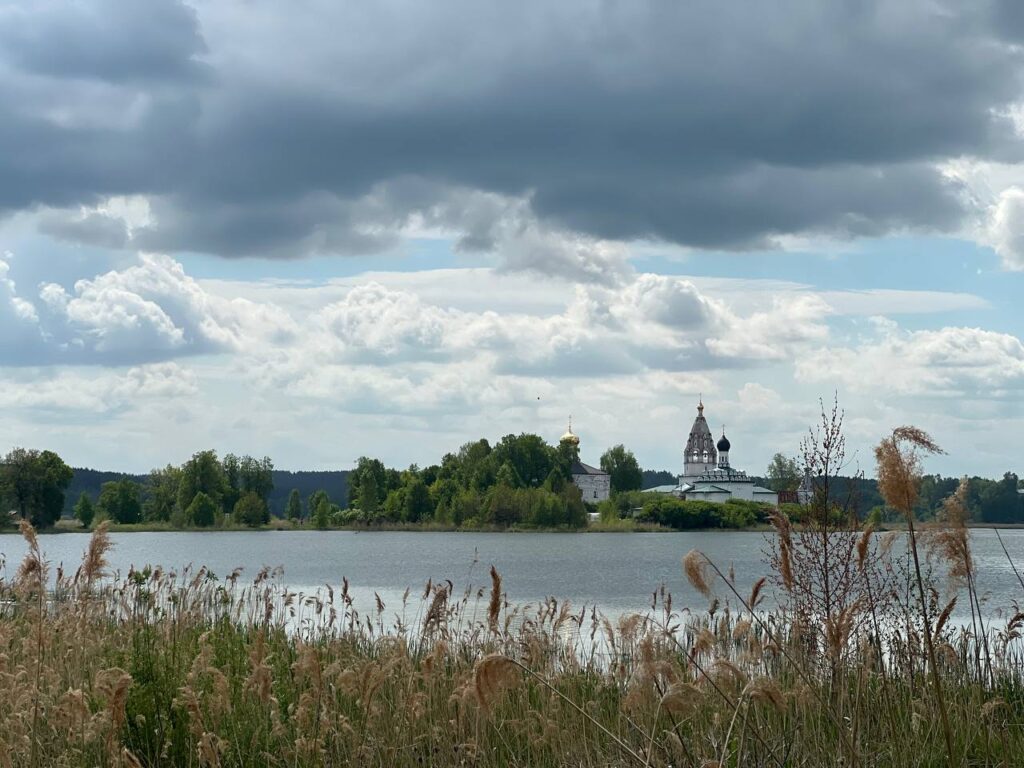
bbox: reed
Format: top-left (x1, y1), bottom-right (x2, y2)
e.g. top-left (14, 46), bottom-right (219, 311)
top-left (1, 515), bottom-right (1023, 766)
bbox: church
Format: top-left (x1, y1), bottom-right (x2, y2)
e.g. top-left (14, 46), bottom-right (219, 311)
top-left (650, 399), bottom-right (779, 505)
top-left (558, 421), bottom-right (611, 503)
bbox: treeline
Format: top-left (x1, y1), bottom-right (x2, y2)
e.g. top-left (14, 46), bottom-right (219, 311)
top-left (3, 442), bottom-right (1021, 531)
top-left (323, 434), bottom-right (621, 529)
top-left (1, 434), bottom-right (646, 530)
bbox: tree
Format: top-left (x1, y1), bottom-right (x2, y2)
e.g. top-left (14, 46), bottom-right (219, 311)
top-left (308, 489), bottom-right (330, 518)
top-left (766, 453), bottom-right (800, 493)
top-left (314, 496), bottom-right (331, 529)
top-left (178, 450), bottom-right (227, 512)
top-left (286, 488), bottom-right (302, 522)
top-left (97, 479), bottom-right (143, 524)
top-left (221, 453), bottom-right (241, 514)
top-left (348, 457), bottom-right (388, 508)
top-left (978, 472), bottom-right (1023, 523)
top-left (234, 491), bottom-right (269, 527)
top-left (599, 444), bottom-right (643, 494)
top-left (144, 465), bottom-right (182, 522)
top-left (0, 448), bottom-right (73, 528)
top-left (187, 491), bottom-right (217, 528)
top-left (492, 433), bottom-right (555, 488)
top-left (358, 472), bottom-right (380, 514)
top-left (74, 492), bottom-right (95, 529)
top-left (239, 455), bottom-right (274, 503)
top-left (495, 462), bottom-right (522, 488)
top-left (403, 477), bottom-right (433, 523)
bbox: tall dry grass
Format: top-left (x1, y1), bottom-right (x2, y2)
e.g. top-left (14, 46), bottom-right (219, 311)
top-left (2, 491), bottom-right (1024, 765)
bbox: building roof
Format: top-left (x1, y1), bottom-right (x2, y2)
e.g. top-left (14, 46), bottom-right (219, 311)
top-left (647, 484), bottom-right (682, 494)
top-left (571, 460), bottom-right (608, 476)
top-left (695, 468), bottom-right (752, 483)
top-left (687, 485), bottom-right (731, 494)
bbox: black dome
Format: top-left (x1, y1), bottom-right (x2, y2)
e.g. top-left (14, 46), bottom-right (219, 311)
top-left (716, 434), bottom-right (731, 452)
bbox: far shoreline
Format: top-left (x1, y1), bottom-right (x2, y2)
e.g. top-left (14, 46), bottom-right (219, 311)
top-left (5, 520), bottom-right (1024, 536)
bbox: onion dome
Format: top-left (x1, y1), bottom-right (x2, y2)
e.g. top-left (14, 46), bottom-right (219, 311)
top-left (560, 418), bottom-right (580, 446)
top-left (717, 431), bottom-right (731, 452)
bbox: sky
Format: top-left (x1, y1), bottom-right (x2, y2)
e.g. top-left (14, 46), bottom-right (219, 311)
top-left (1, 0), bottom-right (1023, 478)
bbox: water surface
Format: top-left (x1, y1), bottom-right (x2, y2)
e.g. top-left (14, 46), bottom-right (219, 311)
top-left (2, 529), bottom-right (1022, 623)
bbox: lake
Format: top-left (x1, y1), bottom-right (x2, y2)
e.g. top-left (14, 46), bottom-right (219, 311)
top-left (2, 529), bottom-right (1023, 624)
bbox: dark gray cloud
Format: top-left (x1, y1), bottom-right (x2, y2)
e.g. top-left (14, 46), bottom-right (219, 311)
top-left (0, 0), bottom-right (207, 83)
top-left (1, 0), bottom-right (1023, 257)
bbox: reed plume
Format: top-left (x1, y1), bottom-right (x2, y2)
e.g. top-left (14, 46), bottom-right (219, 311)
top-left (684, 550), bottom-right (713, 599)
top-left (473, 654), bottom-right (520, 712)
top-left (487, 565), bottom-right (502, 633)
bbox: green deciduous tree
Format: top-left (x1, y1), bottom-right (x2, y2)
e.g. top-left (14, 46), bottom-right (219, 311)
top-left (73, 492), bottom-right (95, 529)
top-left (97, 479), bottom-right (143, 524)
top-left (178, 450), bottom-right (227, 512)
top-left (403, 477), bottom-right (433, 523)
top-left (308, 489), bottom-right (330, 517)
top-left (234, 491), bottom-right (269, 528)
top-left (286, 488), bottom-right (302, 521)
top-left (358, 472), bottom-right (380, 514)
top-left (187, 491), bottom-right (217, 528)
top-left (0, 448), bottom-right (74, 528)
top-left (766, 452), bottom-right (801, 492)
top-left (599, 444), bottom-right (643, 494)
top-left (240, 455), bottom-right (274, 503)
top-left (492, 433), bottom-right (555, 488)
top-left (221, 453), bottom-right (241, 514)
top-left (144, 465), bottom-right (182, 522)
top-left (314, 496), bottom-right (332, 529)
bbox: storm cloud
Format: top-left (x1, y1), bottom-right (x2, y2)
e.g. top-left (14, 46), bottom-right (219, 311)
top-left (2, 0), bottom-right (1023, 263)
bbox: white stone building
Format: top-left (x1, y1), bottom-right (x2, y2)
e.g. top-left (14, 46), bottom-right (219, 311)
top-left (651, 399), bottom-right (778, 505)
top-left (559, 422), bottom-right (611, 503)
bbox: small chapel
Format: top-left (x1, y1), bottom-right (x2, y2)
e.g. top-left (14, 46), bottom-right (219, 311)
top-left (558, 420), bottom-right (611, 503)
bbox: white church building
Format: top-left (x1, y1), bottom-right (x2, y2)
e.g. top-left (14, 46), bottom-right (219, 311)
top-left (559, 421), bottom-right (611, 503)
top-left (651, 399), bottom-right (778, 505)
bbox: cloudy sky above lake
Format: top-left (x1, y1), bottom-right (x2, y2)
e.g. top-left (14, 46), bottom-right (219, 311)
top-left (2, 0), bottom-right (1023, 477)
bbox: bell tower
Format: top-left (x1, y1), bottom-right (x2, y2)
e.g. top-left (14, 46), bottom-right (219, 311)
top-left (682, 397), bottom-right (717, 479)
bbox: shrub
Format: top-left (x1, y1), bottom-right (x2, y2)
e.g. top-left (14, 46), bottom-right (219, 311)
top-left (186, 492), bottom-right (217, 528)
top-left (234, 491), bottom-right (269, 528)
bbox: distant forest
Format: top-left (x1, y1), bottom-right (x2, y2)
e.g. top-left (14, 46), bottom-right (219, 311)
top-left (65, 468), bottom-right (349, 518)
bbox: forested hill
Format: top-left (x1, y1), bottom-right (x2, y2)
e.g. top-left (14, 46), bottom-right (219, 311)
top-left (65, 468), bottom-right (349, 517)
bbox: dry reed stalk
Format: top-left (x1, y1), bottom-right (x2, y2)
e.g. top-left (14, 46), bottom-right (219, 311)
top-left (748, 577), bottom-right (767, 610)
top-left (487, 565), bottom-right (502, 634)
top-left (76, 521), bottom-right (112, 593)
top-left (876, 426), bottom-right (955, 765)
top-left (856, 525), bottom-right (873, 571)
top-left (480, 654), bottom-right (649, 765)
top-left (768, 512), bottom-right (794, 591)
top-left (696, 551), bottom-right (861, 768)
top-left (423, 584), bottom-right (449, 633)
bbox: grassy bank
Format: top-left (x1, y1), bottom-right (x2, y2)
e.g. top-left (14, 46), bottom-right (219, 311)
top-left (1, 520), bottom-right (1023, 767)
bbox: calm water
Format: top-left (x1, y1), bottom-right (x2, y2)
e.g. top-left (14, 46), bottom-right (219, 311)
top-left (2, 529), bottom-right (1023, 622)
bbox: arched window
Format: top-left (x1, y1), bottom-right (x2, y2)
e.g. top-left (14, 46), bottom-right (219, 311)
top-left (702, 450), bottom-right (708, 463)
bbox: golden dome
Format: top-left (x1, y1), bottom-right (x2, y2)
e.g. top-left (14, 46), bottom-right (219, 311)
top-left (560, 418), bottom-right (580, 445)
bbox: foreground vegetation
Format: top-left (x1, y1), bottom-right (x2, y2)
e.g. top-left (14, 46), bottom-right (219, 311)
top-left (2, 422), bottom-right (1024, 766)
